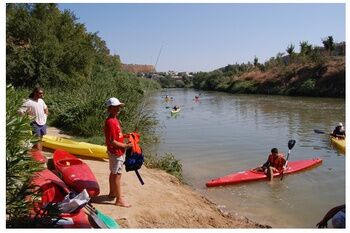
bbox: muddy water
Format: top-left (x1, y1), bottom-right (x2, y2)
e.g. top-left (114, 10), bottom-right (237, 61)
top-left (149, 88), bottom-right (345, 228)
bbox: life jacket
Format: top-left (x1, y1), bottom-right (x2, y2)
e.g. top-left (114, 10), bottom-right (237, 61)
top-left (267, 153), bottom-right (286, 171)
top-left (124, 132), bottom-right (144, 172)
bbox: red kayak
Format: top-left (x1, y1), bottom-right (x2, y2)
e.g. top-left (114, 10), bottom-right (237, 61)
top-left (53, 149), bottom-right (100, 197)
top-left (206, 158), bottom-right (322, 187)
top-left (31, 169), bottom-right (92, 228)
top-left (30, 149), bottom-right (47, 164)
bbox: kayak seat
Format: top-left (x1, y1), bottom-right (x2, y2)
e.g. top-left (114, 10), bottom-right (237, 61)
top-left (58, 159), bottom-right (82, 166)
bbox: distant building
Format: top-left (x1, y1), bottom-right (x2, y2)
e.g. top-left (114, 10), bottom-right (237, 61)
top-left (121, 64), bottom-right (156, 73)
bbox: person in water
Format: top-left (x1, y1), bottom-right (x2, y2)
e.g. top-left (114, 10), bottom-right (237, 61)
top-left (253, 148), bottom-right (286, 181)
top-left (173, 105), bottom-right (179, 111)
top-left (331, 122), bottom-right (345, 138)
top-left (317, 204), bottom-right (345, 228)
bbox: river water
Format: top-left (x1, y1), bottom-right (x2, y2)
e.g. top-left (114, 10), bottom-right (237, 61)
top-left (148, 88), bottom-right (345, 228)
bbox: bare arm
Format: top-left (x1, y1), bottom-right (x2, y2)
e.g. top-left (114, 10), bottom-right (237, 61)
top-left (316, 204), bottom-right (345, 228)
top-left (111, 140), bottom-right (132, 149)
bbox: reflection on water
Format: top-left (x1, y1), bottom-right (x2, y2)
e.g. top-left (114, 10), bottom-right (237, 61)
top-left (149, 89), bottom-right (345, 228)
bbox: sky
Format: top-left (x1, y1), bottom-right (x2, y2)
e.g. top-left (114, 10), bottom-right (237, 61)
top-left (57, 2), bottom-right (346, 72)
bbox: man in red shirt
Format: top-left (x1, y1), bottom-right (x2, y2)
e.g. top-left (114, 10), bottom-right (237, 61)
top-left (104, 97), bottom-right (132, 207)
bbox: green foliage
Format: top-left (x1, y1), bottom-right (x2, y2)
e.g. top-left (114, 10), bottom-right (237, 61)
top-left (45, 71), bottom-right (160, 138)
top-left (158, 76), bottom-right (176, 88)
top-left (229, 80), bottom-right (257, 94)
top-left (6, 3), bottom-right (121, 89)
top-left (144, 153), bottom-right (183, 182)
top-left (322, 36), bottom-right (334, 55)
top-left (6, 85), bottom-right (44, 227)
top-left (286, 43), bottom-right (295, 56)
top-left (175, 79), bottom-right (185, 88)
top-left (299, 78), bottom-right (316, 95)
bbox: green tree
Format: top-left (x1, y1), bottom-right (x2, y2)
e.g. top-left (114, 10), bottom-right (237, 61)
top-left (6, 3), bottom-right (121, 89)
top-left (322, 36), bottom-right (335, 56)
top-left (253, 56), bottom-right (259, 67)
top-left (299, 41), bottom-right (312, 56)
top-left (286, 43), bottom-right (295, 56)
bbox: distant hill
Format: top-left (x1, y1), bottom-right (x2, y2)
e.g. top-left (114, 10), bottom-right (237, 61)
top-left (122, 64), bottom-right (156, 73)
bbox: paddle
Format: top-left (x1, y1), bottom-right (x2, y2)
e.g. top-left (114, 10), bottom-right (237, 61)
top-left (85, 206), bottom-right (108, 228)
top-left (85, 203), bottom-right (120, 229)
top-left (314, 129), bottom-right (327, 134)
top-left (280, 139), bottom-right (296, 181)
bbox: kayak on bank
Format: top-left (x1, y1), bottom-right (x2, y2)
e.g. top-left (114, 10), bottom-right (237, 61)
top-left (42, 135), bottom-right (108, 159)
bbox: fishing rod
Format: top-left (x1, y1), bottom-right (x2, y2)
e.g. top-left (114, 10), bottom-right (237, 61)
top-left (154, 44), bottom-right (163, 70)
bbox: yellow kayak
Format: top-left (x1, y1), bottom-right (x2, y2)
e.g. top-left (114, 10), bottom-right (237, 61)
top-left (330, 136), bottom-right (345, 154)
top-left (42, 135), bottom-right (108, 159)
top-left (171, 108), bottom-right (181, 114)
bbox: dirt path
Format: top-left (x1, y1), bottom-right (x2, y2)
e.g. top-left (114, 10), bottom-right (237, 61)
top-left (43, 127), bottom-right (269, 228)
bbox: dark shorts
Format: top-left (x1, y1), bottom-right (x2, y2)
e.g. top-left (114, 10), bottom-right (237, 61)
top-left (31, 122), bottom-right (47, 137)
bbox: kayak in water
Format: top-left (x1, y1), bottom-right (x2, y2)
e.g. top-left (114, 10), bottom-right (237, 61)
top-left (206, 158), bottom-right (322, 187)
top-left (171, 108), bottom-right (181, 114)
top-left (330, 136), bottom-right (345, 154)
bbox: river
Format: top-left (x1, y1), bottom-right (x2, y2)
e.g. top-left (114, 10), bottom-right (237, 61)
top-left (148, 88), bottom-right (345, 228)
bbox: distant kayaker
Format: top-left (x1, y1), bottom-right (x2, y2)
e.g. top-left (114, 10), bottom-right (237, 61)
top-left (104, 97), bottom-right (133, 208)
top-left (316, 204), bottom-right (345, 228)
top-left (173, 105), bottom-right (179, 111)
top-left (331, 122), bottom-right (345, 139)
top-left (253, 148), bottom-right (286, 181)
top-left (18, 87), bottom-right (48, 151)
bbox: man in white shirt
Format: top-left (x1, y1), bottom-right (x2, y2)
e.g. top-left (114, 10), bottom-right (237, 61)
top-left (19, 87), bottom-right (48, 150)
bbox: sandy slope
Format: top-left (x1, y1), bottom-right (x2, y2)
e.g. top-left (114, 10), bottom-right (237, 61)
top-left (43, 127), bottom-right (269, 228)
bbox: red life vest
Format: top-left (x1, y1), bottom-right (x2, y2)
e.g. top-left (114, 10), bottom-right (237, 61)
top-left (267, 153), bottom-right (286, 171)
top-left (125, 132), bottom-right (141, 154)
top-left (124, 132), bottom-right (143, 172)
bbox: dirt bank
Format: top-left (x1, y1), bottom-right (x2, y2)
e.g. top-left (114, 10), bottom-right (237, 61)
top-left (42, 127), bottom-right (270, 228)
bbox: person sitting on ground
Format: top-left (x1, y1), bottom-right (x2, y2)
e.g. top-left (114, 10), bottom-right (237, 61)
top-left (253, 148), bottom-right (286, 181)
top-left (331, 122), bottom-right (345, 139)
top-left (316, 204), bottom-right (345, 228)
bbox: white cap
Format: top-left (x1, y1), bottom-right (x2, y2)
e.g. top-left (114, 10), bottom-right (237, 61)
top-left (337, 122), bottom-right (343, 127)
top-left (106, 97), bottom-right (125, 107)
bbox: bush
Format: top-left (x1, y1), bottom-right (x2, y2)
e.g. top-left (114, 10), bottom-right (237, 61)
top-left (6, 85), bottom-right (45, 227)
top-left (298, 78), bottom-right (317, 96)
top-left (144, 153), bottom-right (183, 182)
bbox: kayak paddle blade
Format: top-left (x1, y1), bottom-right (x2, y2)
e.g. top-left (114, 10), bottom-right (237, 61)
top-left (314, 129), bottom-right (326, 134)
top-left (96, 209), bottom-right (120, 229)
top-left (288, 140), bottom-right (296, 150)
top-left (86, 204), bottom-right (119, 229)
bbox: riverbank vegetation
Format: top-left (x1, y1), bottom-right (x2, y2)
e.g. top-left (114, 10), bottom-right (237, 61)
top-left (192, 39), bottom-right (345, 97)
top-left (6, 3), bottom-right (182, 226)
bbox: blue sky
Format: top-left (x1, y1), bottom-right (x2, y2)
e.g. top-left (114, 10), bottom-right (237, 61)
top-left (58, 3), bottom-right (344, 72)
